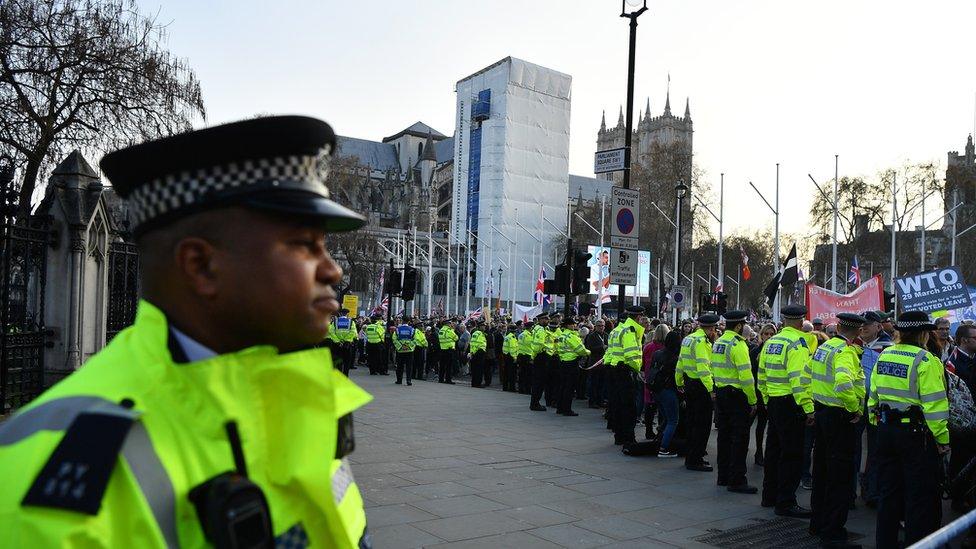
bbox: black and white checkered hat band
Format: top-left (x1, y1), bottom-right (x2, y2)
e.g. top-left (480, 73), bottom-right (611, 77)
top-left (896, 320), bottom-right (932, 328)
top-left (127, 151), bottom-right (330, 228)
top-left (838, 319), bottom-right (862, 327)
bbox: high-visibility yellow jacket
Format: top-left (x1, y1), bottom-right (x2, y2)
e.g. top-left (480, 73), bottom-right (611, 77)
top-left (808, 336), bottom-right (864, 413)
top-left (0, 301), bottom-right (372, 548)
top-left (517, 329), bottom-right (533, 357)
top-left (470, 330), bottom-right (487, 353)
top-left (758, 326), bottom-right (813, 413)
top-left (676, 328), bottom-right (714, 391)
top-left (868, 344), bottom-right (949, 444)
top-left (392, 324), bottom-right (416, 353)
top-left (544, 328), bottom-right (559, 356)
top-left (530, 325), bottom-right (547, 357)
top-left (557, 329), bottom-right (590, 362)
top-left (503, 333), bottom-right (519, 357)
top-left (711, 330), bottom-right (757, 405)
top-left (365, 321), bottom-right (386, 344)
top-left (607, 318), bottom-right (644, 373)
top-left (329, 316), bottom-right (357, 344)
top-left (413, 328), bottom-right (427, 349)
top-left (438, 325), bottom-right (458, 350)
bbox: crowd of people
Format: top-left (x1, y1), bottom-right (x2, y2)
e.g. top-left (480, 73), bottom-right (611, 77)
top-left (327, 304), bottom-right (976, 548)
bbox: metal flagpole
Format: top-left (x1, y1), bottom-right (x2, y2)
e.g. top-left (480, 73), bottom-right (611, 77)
top-left (513, 208), bottom-right (519, 309)
top-left (411, 226), bottom-right (417, 317)
top-left (489, 213), bottom-right (495, 310)
top-left (832, 155), bottom-right (839, 292)
top-left (736, 268), bottom-right (740, 309)
top-left (599, 194), bottom-right (606, 317)
top-left (446, 232), bottom-right (452, 317)
top-left (890, 173), bottom-right (897, 299)
top-left (718, 173), bottom-right (724, 286)
top-left (921, 194), bottom-right (926, 271)
top-left (427, 224), bottom-right (433, 316)
top-left (774, 164), bottom-right (781, 320)
top-left (952, 189), bottom-right (958, 265)
top-left (465, 218), bottom-right (472, 316)
top-left (672, 194), bottom-right (681, 326)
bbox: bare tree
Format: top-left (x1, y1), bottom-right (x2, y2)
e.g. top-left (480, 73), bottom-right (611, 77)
top-left (0, 0), bottom-right (205, 217)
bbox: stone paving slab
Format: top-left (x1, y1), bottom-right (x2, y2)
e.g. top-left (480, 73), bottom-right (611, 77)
top-left (350, 370), bottom-right (897, 547)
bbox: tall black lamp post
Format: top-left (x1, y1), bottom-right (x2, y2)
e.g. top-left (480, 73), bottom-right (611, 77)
top-left (617, 0), bottom-right (648, 316)
top-left (672, 182), bottom-right (688, 324)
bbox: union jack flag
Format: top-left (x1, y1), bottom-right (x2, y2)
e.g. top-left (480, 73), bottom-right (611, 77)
top-left (848, 255), bottom-right (861, 286)
top-left (534, 267), bottom-right (547, 306)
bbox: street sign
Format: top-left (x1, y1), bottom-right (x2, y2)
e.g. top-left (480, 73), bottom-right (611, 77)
top-left (594, 147), bottom-right (628, 174)
top-left (895, 267), bottom-right (972, 313)
top-left (610, 187), bottom-right (640, 249)
top-left (342, 294), bottom-right (359, 317)
top-left (610, 248), bottom-right (638, 286)
top-left (671, 285), bottom-right (688, 309)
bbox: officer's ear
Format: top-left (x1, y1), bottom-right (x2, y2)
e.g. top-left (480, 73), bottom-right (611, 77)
top-left (174, 236), bottom-right (220, 299)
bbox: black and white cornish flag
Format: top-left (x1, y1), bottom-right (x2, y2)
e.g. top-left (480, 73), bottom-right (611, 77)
top-left (779, 244), bottom-right (799, 288)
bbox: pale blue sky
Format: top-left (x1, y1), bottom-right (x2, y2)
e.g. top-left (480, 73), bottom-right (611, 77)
top-left (139, 0), bottom-right (976, 237)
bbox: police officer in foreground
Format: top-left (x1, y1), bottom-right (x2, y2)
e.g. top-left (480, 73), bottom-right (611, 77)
top-left (678, 313), bottom-right (720, 472)
top-left (868, 311), bottom-right (950, 547)
top-left (0, 116), bottom-right (373, 547)
top-left (711, 311), bottom-right (758, 493)
top-left (759, 305), bottom-right (813, 518)
top-left (809, 313), bottom-right (866, 549)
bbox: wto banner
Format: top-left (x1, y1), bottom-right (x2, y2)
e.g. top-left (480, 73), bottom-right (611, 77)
top-left (805, 274), bottom-right (884, 325)
top-left (895, 266), bottom-right (972, 313)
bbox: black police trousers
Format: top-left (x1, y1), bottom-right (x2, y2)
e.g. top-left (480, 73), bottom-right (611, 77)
top-left (470, 351), bottom-right (485, 387)
top-left (336, 343), bottom-right (353, 376)
top-left (395, 352), bottom-right (413, 384)
top-left (715, 386), bottom-right (751, 487)
top-left (556, 360), bottom-right (578, 414)
top-left (608, 367), bottom-right (638, 442)
top-left (762, 396), bottom-right (806, 508)
top-left (530, 354), bottom-right (549, 407)
top-left (412, 348), bottom-right (425, 380)
top-left (545, 355), bottom-right (560, 407)
top-left (518, 355), bottom-right (531, 394)
top-left (810, 405), bottom-right (858, 543)
top-left (875, 421), bottom-right (943, 547)
top-left (438, 349), bottom-right (455, 383)
top-left (502, 355), bottom-right (518, 392)
top-left (366, 342), bottom-right (383, 375)
top-left (684, 378), bottom-right (714, 467)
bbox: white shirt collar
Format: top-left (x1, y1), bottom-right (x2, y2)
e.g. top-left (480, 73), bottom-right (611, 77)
top-left (171, 327), bottom-right (218, 362)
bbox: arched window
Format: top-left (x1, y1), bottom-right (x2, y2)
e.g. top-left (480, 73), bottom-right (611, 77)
top-left (349, 266), bottom-right (371, 293)
top-left (433, 272), bottom-right (447, 295)
top-left (417, 142), bottom-right (423, 161)
top-left (414, 271), bottom-right (425, 295)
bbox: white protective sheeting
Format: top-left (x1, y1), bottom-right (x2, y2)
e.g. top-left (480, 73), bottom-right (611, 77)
top-left (453, 57), bottom-right (572, 305)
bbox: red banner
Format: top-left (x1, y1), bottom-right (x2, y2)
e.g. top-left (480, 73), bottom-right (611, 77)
top-left (805, 275), bottom-right (884, 325)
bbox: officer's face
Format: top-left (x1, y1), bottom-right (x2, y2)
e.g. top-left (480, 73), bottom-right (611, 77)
top-left (215, 210), bottom-right (343, 351)
top-left (703, 325), bottom-right (718, 341)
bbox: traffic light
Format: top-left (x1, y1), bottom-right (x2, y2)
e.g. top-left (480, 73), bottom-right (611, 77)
top-left (384, 267), bottom-right (402, 295)
top-left (570, 249), bottom-right (592, 295)
top-left (400, 266), bottom-right (418, 301)
top-left (717, 292), bottom-right (728, 315)
top-left (554, 264), bottom-right (570, 295)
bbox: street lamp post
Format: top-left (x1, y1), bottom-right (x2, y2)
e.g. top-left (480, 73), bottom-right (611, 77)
top-left (617, 0), bottom-right (649, 317)
top-left (673, 181), bottom-right (688, 326)
top-left (749, 170), bottom-right (780, 322)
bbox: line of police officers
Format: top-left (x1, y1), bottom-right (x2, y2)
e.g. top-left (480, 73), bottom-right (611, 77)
top-left (658, 305), bottom-right (951, 548)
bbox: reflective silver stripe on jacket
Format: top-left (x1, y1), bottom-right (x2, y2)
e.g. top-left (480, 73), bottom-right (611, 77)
top-left (0, 396), bottom-right (178, 549)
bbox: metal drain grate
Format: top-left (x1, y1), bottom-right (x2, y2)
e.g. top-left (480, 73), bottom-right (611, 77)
top-left (694, 517), bottom-right (862, 548)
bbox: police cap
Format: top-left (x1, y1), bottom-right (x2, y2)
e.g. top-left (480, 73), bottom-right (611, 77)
top-left (781, 305), bottom-right (807, 320)
top-left (561, 318), bottom-right (577, 327)
top-left (722, 310), bottom-right (748, 323)
top-left (812, 317), bottom-right (824, 326)
top-left (536, 313), bottom-right (549, 321)
top-left (895, 310), bottom-right (936, 332)
top-left (625, 305), bottom-right (645, 315)
top-left (863, 310), bottom-right (882, 324)
top-left (836, 312), bottom-right (866, 328)
top-left (100, 116), bottom-right (366, 236)
top-left (697, 314), bottom-right (720, 327)
top-left (338, 308), bottom-right (349, 315)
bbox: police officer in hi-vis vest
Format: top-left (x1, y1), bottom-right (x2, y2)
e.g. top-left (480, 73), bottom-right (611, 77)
top-left (758, 305), bottom-right (814, 518)
top-left (808, 312), bottom-right (866, 548)
top-left (329, 307), bottom-right (357, 375)
top-left (364, 313), bottom-right (387, 375)
top-left (868, 310), bottom-right (950, 547)
top-left (0, 117), bottom-right (373, 547)
top-left (677, 313), bottom-right (721, 472)
top-left (392, 316), bottom-right (416, 386)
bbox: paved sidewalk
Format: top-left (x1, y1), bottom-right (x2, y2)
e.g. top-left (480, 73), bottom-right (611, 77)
top-left (350, 369), bottom-right (882, 548)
